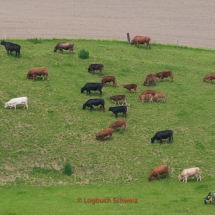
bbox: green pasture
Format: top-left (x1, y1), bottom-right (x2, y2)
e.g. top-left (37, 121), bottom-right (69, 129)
top-left (0, 39), bottom-right (215, 214)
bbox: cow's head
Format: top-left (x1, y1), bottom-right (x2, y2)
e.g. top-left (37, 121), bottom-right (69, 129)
top-left (130, 40), bottom-right (134, 45)
top-left (178, 174), bottom-right (183, 181)
top-left (81, 87), bottom-right (84, 93)
top-left (82, 103), bottom-right (86, 109)
top-left (108, 107), bottom-right (113, 111)
top-left (54, 46), bottom-right (57, 52)
top-left (5, 102), bottom-right (10, 108)
top-left (0, 40), bottom-right (6, 46)
top-left (151, 138), bottom-right (155, 143)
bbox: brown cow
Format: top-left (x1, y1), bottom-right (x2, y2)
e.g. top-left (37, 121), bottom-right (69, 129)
top-left (152, 93), bottom-right (166, 102)
top-left (203, 73), bottom-right (215, 83)
top-left (109, 120), bottom-right (127, 131)
top-left (101, 76), bottom-right (116, 87)
top-left (155, 71), bottom-right (173, 82)
top-left (88, 64), bottom-right (104, 75)
top-left (27, 67), bottom-right (48, 81)
top-left (96, 128), bottom-right (113, 140)
top-left (141, 89), bottom-right (156, 96)
top-left (138, 94), bottom-right (153, 103)
top-left (144, 74), bottom-right (156, 86)
top-left (110, 95), bottom-right (127, 105)
top-left (123, 84), bottom-right (138, 94)
top-left (148, 164), bottom-right (169, 182)
top-left (131, 35), bottom-right (151, 49)
top-left (54, 42), bottom-right (74, 53)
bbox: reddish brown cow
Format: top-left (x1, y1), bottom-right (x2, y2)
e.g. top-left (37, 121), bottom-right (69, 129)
top-left (110, 95), bottom-right (127, 105)
top-left (109, 120), bottom-right (127, 131)
top-left (203, 73), bottom-right (215, 83)
top-left (138, 94), bottom-right (153, 103)
top-left (27, 67), bottom-right (48, 81)
top-left (96, 128), bottom-right (113, 140)
top-left (101, 76), bottom-right (116, 87)
top-left (144, 74), bottom-right (156, 86)
top-left (148, 164), bottom-right (169, 182)
top-left (141, 89), bottom-right (156, 96)
top-left (152, 93), bottom-right (166, 102)
top-left (123, 84), bottom-right (138, 94)
top-left (155, 71), bottom-right (173, 82)
top-left (131, 35), bottom-right (151, 49)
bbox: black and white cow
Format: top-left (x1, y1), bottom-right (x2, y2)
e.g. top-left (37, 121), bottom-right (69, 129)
top-left (151, 130), bottom-right (173, 144)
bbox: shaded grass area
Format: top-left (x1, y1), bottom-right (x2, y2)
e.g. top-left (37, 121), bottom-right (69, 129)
top-left (0, 39), bottom-right (215, 187)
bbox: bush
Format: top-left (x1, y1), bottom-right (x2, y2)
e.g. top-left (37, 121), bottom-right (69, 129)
top-left (63, 162), bottom-right (73, 176)
top-left (78, 49), bottom-right (89, 59)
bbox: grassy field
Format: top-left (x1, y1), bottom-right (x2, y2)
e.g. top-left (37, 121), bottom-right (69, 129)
top-left (0, 39), bottom-right (215, 214)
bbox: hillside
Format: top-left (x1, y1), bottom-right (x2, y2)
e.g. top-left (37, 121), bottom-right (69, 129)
top-left (0, 39), bottom-right (215, 186)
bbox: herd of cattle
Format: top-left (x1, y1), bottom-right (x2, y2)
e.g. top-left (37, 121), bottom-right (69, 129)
top-left (1, 35), bottom-right (213, 183)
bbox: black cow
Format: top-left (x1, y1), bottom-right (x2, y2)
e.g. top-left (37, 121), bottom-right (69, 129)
top-left (0, 41), bottom-right (21, 56)
top-left (82, 99), bottom-right (105, 111)
top-left (108, 106), bottom-right (127, 118)
top-left (81, 83), bottom-right (103, 96)
top-left (88, 64), bottom-right (104, 75)
top-left (151, 130), bottom-right (173, 144)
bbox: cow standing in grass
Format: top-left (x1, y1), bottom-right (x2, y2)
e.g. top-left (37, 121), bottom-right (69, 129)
top-left (1, 41), bottom-right (21, 56)
top-left (148, 164), bottom-right (169, 182)
top-left (54, 42), bottom-right (74, 53)
top-left (131, 35), bottom-right (151, 49)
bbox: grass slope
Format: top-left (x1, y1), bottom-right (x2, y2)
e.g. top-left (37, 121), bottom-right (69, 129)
top-left (1, 39), bottom-right (215, 185)
top-left (1, 38), bottom-right (215, 214)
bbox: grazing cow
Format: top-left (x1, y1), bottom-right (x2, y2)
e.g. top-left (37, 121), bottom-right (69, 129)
top-left (178, 167), bottom-right (201, 183)
top-left (27, 67), bottom-right (48, 81)
top-left (109, 120), bottom-right (127, 131)
top-left (131, 35), bottom-right (151, 49)
top-left (0, 41), bottom-right (21, 56)
top-left (138, 94), bottom-right (153, 103)
top-left (101, 76), bottom-right (116, 87)
top-left (203, 73), bottom-right (215, 83)
top-left (151, 130), bottom-right (173, 144)
top-left (141, 89), bottom-right (156, 96)
top-left (152, 92), bottom-right (166, 102)
top-left (88, 64), bottom-right (104, 75)
top-left (148, 164), bottom-right (169, 182)
top-left (123, 84), bottom-right (138, 94)
top-left (144, 74), bottom-right (156, 86)
top-left (108, 106), bottom-right (127, 118)
top-left (96, 128), bottom-right (113, 140)
top-left (110, 95), bottom-right (127, 105)
top-left (155, 71), bottom-right (173, 82)
top-left (54, 42), bottom-right (74, 53)
top-left (81, 83), bottom-right (103, 96)
top-left (82, 98), bottom-right (105, 111)
top-left (5, 97), bottom-right (28, 110)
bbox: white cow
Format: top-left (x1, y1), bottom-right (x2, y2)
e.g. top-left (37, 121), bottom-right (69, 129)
top-left (178, 167), bottom-right (201, 183)
top-left (5, 97), bottom-right (28, 110)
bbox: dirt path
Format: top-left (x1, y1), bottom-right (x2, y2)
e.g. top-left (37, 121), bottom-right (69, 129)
top-left (0, 0), bottom-right (215, 49)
